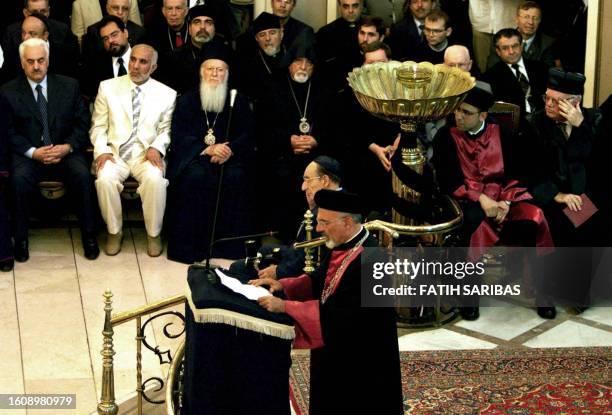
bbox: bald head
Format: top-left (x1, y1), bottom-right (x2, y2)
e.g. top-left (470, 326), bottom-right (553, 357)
top-left (21, 14), bottom-right (49, 41)
top-left (444, 45), bottom-right (472, 72)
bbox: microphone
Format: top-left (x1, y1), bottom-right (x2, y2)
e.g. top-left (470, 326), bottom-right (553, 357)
top-left (229, 89), bottom-right (237, 108)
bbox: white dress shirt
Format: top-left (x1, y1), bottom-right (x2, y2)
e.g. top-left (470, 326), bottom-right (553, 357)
top-left (111, 45), bottom-right (132, 78)
top-left (507, 57), bottom-right (533, 113)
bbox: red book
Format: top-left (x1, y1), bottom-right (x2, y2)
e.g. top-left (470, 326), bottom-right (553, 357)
top-left (563, 193), bottom-right (598, 228)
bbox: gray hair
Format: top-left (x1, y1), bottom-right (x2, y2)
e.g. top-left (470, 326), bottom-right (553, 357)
top-left (347, 213), bottom-right (362, 223)
top-left (19, 37), bottom-right (49, 60)
top-left (132, 44), bottom-right (158, 66)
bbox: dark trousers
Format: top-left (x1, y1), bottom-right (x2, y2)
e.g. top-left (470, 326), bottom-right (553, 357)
top-left (0, 186), bottom-right (12, 261)
top-left (10, 153), bottom-right (97, 241)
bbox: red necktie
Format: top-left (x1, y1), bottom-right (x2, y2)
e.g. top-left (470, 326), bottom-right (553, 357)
top-left (175, 32), bottom-right (183, 48)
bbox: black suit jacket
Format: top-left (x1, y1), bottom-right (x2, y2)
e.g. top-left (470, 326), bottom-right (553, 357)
top-left (387, 16), bottom-right (424, 61)
top-left (2, 18), bottom-right (76, 51)
top-left (483, 59), bottom-right (548, 115)
top-left (0, 74), bottom-right (90, 166)
top-left (81, 54), bottom-right (114, 99)
top-left (81, 19), bottom-right (146, 59)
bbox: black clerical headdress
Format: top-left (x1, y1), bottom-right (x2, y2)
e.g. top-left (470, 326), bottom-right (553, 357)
top-left (189, 4), bottom-right (216, 22)
top-left (201, 40), bottom-right (232, 64)
top-left (315, 190), bottom-right (361, 214)
top-left (548, 68), bottom-right (586, 95)
top-left (282, 32), bottom-right (317, 67)
top-left (314, 156), bottom-right (342, 183)
top-left (463, 81), bottom-right (494, 112)
top-left (252, 12), bottom-right (281, 35)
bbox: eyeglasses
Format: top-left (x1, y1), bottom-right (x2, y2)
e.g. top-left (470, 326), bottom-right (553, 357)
top-left (109, 5), bottom-right (129, 13)
top-left (317, 216), bottom-right (348, 226)
top-left (454, 107), bottom-right (480, 117)
top-left (302, 176), bottom-right (321, 183)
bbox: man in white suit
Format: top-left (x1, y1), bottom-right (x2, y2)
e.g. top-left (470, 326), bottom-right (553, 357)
top-left (71, 0), bottom-right (141, 44)
top-left (91, 44), bottom-right (176, 257)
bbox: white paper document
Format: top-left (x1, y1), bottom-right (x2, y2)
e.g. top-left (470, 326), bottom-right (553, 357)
top-left (215, 269), bottom-right (271, 301)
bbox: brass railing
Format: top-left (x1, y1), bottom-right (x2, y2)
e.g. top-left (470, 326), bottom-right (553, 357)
top-left (97, 291), bottom-right (187, 415)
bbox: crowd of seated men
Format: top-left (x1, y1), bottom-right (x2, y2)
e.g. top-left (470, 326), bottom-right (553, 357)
top-left (0, 0), bottom-right (609, 320)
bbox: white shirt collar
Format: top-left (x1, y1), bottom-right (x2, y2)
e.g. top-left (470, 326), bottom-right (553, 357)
top-left (345, 225), bottom-right (365, 245)
top-left (414, 17), bottom-right (424, 35)
top-left (112, 45), bottom-right (132, 76)
top-left (523, 34), bottom-right (535, 50)
top-left (27, 75), bottom-right (48, 98)
top-left (469, 120), bottom-right (486, 136)
top-left (507, 57), bottom-right (528, 78)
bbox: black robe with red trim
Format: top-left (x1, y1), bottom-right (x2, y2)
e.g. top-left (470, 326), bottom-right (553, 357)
top-left (280, 227), bottom-right (403, 415)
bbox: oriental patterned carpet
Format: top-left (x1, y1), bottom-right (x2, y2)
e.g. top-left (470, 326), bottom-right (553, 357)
top-left (289, 347), bottom-right (612, 415)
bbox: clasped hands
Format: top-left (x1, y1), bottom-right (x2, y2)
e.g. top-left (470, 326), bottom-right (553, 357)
top-left (202, 142), bottom-right (232, 164)
top-left (369, 134), bottom-right (401, 172)
top-left (248, 277), bottom-right (285, 313)
top-left (95, 148), bottom-right (164, 173)
top-left (291, 134), bottom-right (317, 155)
top-left (33, 144), bottom-right (71, 165)
top-left (479, 193), bottom-right (510, 224)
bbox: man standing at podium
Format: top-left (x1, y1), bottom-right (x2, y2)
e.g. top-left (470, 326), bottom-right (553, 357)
top-left (251, 189), bottom-right (403, 415)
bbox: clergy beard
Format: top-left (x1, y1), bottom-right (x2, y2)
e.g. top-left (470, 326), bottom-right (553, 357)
top-left (262, 44), bottom-right (280, 56)
top-left (292, 71), bottom-right (309, 84)
top-left (325, 239), bottom-right (337, 249)
top-left (200, 76), bottom-right (228, 113)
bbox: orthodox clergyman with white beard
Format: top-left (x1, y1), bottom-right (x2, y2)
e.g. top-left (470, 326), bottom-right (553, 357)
top-left (166, 43), bottom-right (255, 263)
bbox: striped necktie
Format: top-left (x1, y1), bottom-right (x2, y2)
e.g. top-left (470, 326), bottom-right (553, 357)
top-left (119, 86), bottom-right (142, 160)
top-left (36, 84), bottom-right (52, 146)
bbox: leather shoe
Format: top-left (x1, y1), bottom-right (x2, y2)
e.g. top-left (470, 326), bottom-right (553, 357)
top-left (537, 307), bottom-right (556, 319)
top-left (14, 240), bottom-right (29, 263)
top-left (147, 235), bottom-right (163, 257)
top-left (460, 306), bottom-right (480, 321)
top-left (105, 231), bottom-right (123, 256)
top-left (0, 259), bottom-right (14, 272)
top-left (82, 234), bottom-right (100, 260)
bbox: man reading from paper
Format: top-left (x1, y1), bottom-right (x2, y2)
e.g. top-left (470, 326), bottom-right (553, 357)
top-left (250, 189), bottom-right (403, 415)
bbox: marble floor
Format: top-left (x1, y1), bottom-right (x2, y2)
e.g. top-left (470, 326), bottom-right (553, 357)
top-left (1, 226), bottom-right (611, 414)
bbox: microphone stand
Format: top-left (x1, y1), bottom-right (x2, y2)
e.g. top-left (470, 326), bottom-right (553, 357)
top-left (205, 89), bottom-right (238, 272)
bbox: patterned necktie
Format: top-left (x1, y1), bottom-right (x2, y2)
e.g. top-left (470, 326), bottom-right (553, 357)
top-left (119, 86), bottom-right (142, 160)
top-left (36, 84), bottom-right (52, 146)
top-left (117, 57), bottom-right (127, 76)
top-left (512, 63), bottom-right (533, 110)
top-left (175, 32), bottom-right (183, 48)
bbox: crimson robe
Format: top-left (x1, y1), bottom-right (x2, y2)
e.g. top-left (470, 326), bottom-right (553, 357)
top-left (280, 228), bottom-right (403, 415)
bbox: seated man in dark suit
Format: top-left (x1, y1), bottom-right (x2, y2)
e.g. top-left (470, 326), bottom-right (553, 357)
top-left (0, 38), bottom-right (99, 262)
top-left (1, 13), bottom-right (78, 83)
top-left (81, 15), bottom-right (131, 99)
top-left (483, 28), bottom-right (548, 118)
top-left (1, 0), bottom-right (77, 54)
top-left (486, 1), bottom-right (556, 70)
top-left (0, 96), bottom-right (13, 272)
top-left (81, 0), bottom-right (146, 71)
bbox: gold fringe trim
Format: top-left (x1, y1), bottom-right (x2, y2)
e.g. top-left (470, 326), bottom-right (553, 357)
top-left (186, 287), bottom-right (295, 340)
